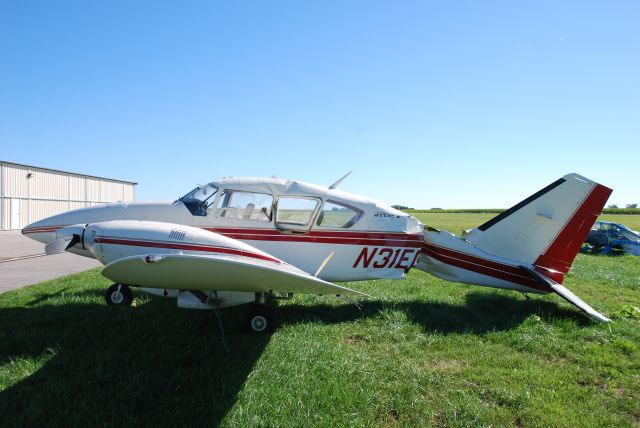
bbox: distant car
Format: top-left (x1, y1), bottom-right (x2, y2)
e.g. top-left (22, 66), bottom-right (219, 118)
top-left (585, 221), bottom-right (640, 256)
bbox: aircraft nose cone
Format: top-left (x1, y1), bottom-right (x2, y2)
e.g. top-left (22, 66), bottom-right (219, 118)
top-left (22, 218), bottom-right (64, 244)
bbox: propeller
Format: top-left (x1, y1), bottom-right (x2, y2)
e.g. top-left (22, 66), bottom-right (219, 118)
top-left (329, 171), bottom-right (352, 190)
top-left (314, 251), bottom-right (335, 277)
top-left (45, 234), bottom-right (81, 255)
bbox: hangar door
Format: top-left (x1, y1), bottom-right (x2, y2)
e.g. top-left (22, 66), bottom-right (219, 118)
top-left (10, 199), bottom-right (21, 230)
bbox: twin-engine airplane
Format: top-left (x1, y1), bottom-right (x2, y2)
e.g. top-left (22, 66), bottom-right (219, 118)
top-left (23, 173), bottom-right (612, 332)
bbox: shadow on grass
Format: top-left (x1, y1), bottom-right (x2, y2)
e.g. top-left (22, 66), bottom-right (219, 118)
top-left (0, 291), bottom-right (588, 426)
top-left (277, 291), bottom-right (591, 333)
top-left (25, 287), bottom-right (73, 306)
top-left (0, 298), bottom-right (269, 426)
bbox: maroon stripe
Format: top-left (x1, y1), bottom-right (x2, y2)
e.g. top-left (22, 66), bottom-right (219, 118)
top-left (535, 183), bottom-right (612, 278)
top-left (94, 237), bottom-right (282, 263)
top-left (423, 244), bottom-right (527, 276)
top-left (22, 226), bottom-right (65, 234)
top-left (23, 225), bottom-right (422, 248)
top-left (421, 244), bottom-right (550, 292)
top-left (204, 227), bottom-right (423, 241)
top-left (204, 227), bottom-right (424, 247)
top-left (210, 232), bottom-right (423, 248)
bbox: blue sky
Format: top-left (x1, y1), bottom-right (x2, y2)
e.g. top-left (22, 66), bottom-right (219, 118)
top-left (1, 1), bottom-right (638, 208)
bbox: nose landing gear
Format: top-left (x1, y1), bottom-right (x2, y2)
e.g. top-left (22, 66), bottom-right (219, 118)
top-left (105, 283), bottom-right (133, 306)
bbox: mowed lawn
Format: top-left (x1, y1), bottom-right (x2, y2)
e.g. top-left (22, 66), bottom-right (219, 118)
top-left (1, 215), bottom-right (639, 426)
top-left (413, 212), bottom-right (640, 233)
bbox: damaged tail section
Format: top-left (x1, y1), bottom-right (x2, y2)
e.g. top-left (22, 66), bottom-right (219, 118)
top-left (464, 173), bottom-right (612, 283)
top-left (416, 173), bottom-right (613, 322)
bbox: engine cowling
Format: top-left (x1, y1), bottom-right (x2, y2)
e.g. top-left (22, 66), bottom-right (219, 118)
top-left (62, 220), bottom-right (282, 267)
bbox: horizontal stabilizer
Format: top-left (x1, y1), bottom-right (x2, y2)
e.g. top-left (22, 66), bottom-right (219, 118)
top-left (520, 266), bottom-right (610, 322)
top-left (102, 253), bottom-right (370, 297)
top-left (550, 282), bottom-right (611, 323)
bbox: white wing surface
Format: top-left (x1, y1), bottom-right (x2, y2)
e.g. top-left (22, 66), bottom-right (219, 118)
top-left (101, 253), bottom-right (369, 296)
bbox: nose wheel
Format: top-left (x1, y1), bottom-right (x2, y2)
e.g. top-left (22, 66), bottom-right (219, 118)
top-left (105, 283), bottom-right (133, 306)
top-left (243, 304), bottom-right (275, 334)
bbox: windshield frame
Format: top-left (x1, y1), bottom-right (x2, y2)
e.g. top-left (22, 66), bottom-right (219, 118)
top-left (179, 183), bottom-right (219, 207)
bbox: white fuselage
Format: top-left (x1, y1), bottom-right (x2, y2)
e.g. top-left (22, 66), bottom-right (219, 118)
top-left (23, 177), bottom-right (424, 282)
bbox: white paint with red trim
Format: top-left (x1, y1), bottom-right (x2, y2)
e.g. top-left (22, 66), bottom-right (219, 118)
top-left (416, 173), bottom-right (613, 321)
top-left (23, 173), bottom-right (613, 322)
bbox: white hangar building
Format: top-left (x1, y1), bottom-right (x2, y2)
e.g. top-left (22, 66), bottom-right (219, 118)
top-left (1, 161), bottom-right (136, 230)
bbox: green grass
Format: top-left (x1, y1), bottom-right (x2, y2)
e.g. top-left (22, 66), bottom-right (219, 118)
top-left (598, 215), bottom-right (640, 230)
top-left (413, 212), bottom-right (640, 233)
top-left (405, 208), bottom-right (640, 215)
top-left (1, 215), bottom-right (640, 426)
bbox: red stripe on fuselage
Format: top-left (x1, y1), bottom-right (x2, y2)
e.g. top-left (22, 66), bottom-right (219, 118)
top-left (94, 237), bottom-right (282, 264)
top-left (23, 225), bottom-right (422, 248)
top-left (421, 243), bottom-right (550, 292)
top-left (204, 228), bottom-right (423, 248)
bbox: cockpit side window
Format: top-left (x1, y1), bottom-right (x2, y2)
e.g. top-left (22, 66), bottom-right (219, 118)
top-left (180, 184), bottom-right (218, 216)
top-left (275, 197), bottom-right (319, 227)
top-left (317, 200), bottom-right (363, 228)
top-left (216, 191), bottom-right (273, 222)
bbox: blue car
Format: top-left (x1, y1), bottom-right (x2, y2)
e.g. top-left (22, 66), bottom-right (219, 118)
top-left (584, 221), bottom-right (640, 256)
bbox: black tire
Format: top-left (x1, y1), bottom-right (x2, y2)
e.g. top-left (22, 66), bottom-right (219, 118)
top-left (105, 283), bottom-right (133, 306)
top-left (243, 305), bottom-right (275, 334)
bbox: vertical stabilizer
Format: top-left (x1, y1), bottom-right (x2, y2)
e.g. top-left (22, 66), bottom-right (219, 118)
top-left (464, 173), bottom-right (612, 283)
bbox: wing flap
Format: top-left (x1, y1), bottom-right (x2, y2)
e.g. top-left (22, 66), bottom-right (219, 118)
top-left (101, 253), bottom-right (368, 297)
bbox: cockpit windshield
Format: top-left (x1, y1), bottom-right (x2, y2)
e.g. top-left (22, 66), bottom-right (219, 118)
top-left (179, 183), bottom-right (218, 216)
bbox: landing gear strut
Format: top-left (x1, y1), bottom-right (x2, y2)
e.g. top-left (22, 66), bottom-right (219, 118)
top-left (243, 304), bottom-right (275, 334)
top-left (105, 283), bottom-right (133, 306)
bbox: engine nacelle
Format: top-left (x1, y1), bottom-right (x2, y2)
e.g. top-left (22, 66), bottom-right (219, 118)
top-left (63, 220), bottom-right (280, 266)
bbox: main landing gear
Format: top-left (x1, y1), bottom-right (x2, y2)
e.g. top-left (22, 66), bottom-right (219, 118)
top-left (105, 283), bottom-right (133, 306)
top-left (243, 304), bottom-right (275, 334)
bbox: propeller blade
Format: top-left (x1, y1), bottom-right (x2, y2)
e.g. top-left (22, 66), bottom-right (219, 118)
top-left (45, 234), bottom-right (80, 255)
top-left (329, 171), bottom-right (352, 190)
top-left (314, 251), bottom-right (335, 277)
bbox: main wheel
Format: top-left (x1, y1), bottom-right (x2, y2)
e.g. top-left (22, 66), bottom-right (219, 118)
top-left (243, 305), bottom-right (275, 334)
top-left (105, 283), bottom-right (133, 306)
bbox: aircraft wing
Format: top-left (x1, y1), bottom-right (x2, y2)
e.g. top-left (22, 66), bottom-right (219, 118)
top-left (101, 253), bottom-right (369, 297)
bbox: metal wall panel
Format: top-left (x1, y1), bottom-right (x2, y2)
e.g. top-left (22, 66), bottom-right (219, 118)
top-left (29, 200), bottom-right (66, 225)
top-left (1, 162), bottom-right (135, 230)
top-left (123, 184), bottom-right (135, 201)
top-left (69, 175), bottom-right (85, 201)
top-left (3, 164), bottom-right (29, 198)
top-left (86, 178), bottom-right (101, 203)
top-left (20, 199), bottom-right (29, 228)
top-left (30, 169), bottom-right (69, 200)
top-left (100, 181), bottom-right (122, 202)
top-left (1, 198), bottom-right (9, 230)
top-left (69, 201), bottom-right (88, 210)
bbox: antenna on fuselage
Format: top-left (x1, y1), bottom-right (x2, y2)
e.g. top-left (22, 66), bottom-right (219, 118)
top-left (329, 171), bottom-right (352, 190)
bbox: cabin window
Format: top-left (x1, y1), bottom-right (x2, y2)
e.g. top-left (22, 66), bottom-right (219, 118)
top-left (216, 191), bottom-right (273, 222)
top-left (317, 200), bottom-right (362, 228)
top-left (275, 197), bottom-right (319, 226)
